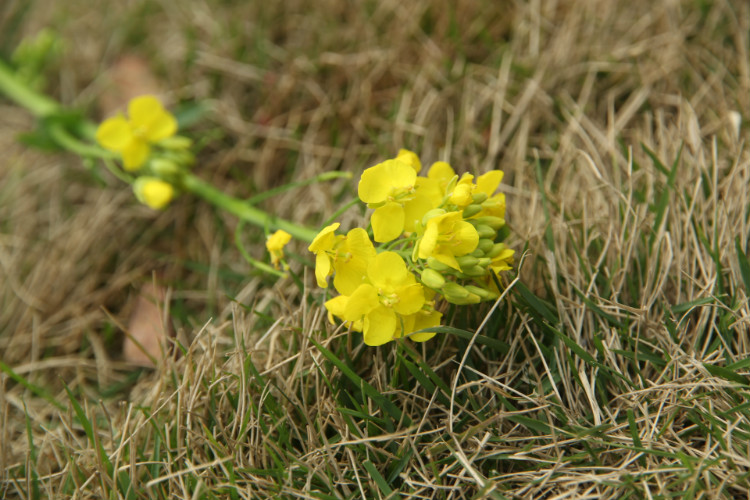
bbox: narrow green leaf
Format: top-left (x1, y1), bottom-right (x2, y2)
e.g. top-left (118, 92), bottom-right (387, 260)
top-left (363, 460), bottom-right (394, 496)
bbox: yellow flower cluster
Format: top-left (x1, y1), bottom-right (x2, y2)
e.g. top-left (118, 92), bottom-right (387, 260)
top-left (310, 149), bottom-right (514, 346)
top-left (96, 96), bottom-right (193, 210)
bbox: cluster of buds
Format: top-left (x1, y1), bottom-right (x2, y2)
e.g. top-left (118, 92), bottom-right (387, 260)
top-left (96, 95), bottom-right (193, 209)
top-left (309, 150), bottom-right (514, 346)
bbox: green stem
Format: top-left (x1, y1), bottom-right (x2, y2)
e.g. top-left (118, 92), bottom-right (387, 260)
top-left (0, 60), bottom-right (59, 117)
top-left (181, 173), bottom-right (318, 243)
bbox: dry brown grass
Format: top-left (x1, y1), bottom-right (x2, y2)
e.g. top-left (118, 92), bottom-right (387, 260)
top-left (2, 0), bottom-right (750, 498)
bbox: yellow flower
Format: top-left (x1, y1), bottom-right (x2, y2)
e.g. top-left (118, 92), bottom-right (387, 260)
top-left (417, 211), bottom-right (479, 270)
top-left (96, 95), bottom-right (178, 171)
top-left (338, 252), bottom-right (426, 346)
top-left (358, 159), bottom-right (418, 242)
top-left (133, 177), bottom-right (174, 210)
top-left (489, 244), bottom-right (515, 274)
top-left (266, 230), bottom-right (292, 269)
top-left (308, 224), bottom-right (375, 294)
top-left (395, 148), bottom-right (422, 172)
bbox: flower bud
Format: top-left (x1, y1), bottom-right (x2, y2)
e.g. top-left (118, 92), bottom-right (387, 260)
top-left (470, 248), bottom-right (485, 258)
top-left (465, 285), bottom-right (499, 301)
top-left (487, 243), bottom-right (509, 258)
top-left (472, 192), bottom-right (488, 204)
top-left (474, 224), bottom-right (496, 239)
top-left (427, 257), bottom-right (451, 272)
top-left (472, 216), bottom-right (505, 230)
top-left (420, 268), bottom-right (446, 289)
top-left (477, 238), bottom-right (494, 254)
top-left (133, 177), bottom-right (174, 210)
top-left (461, 265), bottom-right (487, 277)
top-left (443, 282), bottom-right (481, 304)
top-left (456, 255), bottom-right (479, 269)
top-left (150, 158), bottom-right (181, 177)
top-left (462, 204), bottom-right (483, 218)
top-left (159, 136), bottom-right (193, 150)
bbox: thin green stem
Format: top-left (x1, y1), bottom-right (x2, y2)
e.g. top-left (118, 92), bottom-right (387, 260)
top-left (0, 60), bottom-right (59, 117)
top-left (245, 171), bottom-right (352, 205)
top-left (181, 173), bottom-right (318, 243)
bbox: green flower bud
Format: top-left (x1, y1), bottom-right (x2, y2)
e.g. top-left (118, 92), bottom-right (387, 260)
top-left (487, 243), bottom-right (509, 258)
top-left (472, 216), bottom-right (505, 230)
top-left (420, 268), bottom-right (446, 289)
top-left (456, 255), bottom-right (479, 269)
top-left (462, 265), bottom-right (487, 277)
top-left (474, 224), bottom-right (496, 239)
top-left (159, 136), bottom-right (193, 150)
top-left (442, 282), bottom-right (481, 304)
top-left (471, 248), bottom-right (485, 258)
top-left (477, 238), bottom-right (494, 253)
top-left (462, 204), bottom-right (483, 218)
top-left (150, 158), bottom-right (181, 177)
top-left (427, 257), bottom-right (451, 272)
top-left (477, 257), bottom-right (491, 268)
top-left (472, 192), bottom-right (488, 204)
top-left (465, 285), bottom-right (499, 301)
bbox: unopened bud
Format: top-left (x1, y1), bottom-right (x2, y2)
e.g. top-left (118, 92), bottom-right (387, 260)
top-left (465, 285), bottom-right (499, 301)
top-left (159, 136), bottom-right (193, 150)
top-left (443, 283), bottom-right (481, 305)
top-left (427, 257), bottom-right (451, 272)
top-left (487, 243), bottom-right (509, 259)
top-left (477, 238), bottom-right (494, 253)
top-left (472, 216), bottom-right (505, 230)
top-left (472, 192), bottom-right (488, 204)
top-left (420, 268), bottom-right (446, 289)
top-left (456, 255), bottom-right (479, 269)
top-left (471, 248), bottom-right (485, 258)
top-left (462, 204), bottom-right (483, 218)
top-left (462, 265), bottom-right (487, 277)
top-left (474, 224), bottom-right (496, 239)
top-left (150, 158), bottom-right (181, 177)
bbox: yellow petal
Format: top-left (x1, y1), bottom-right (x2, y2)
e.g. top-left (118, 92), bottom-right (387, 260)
top-left (308, 223), bottom-right (340, 253)
top-left (128, 95), bottom-right (178, 142)
top-left (363, 306), bottom-right (397, 346)
top-left (358, 159), bottom-right (416, 204)
top-left (324, 295), bottom-right (349, 322)
top-left (121, 139), bottom-right (150, 171)
top-left (372, 202), bottom-right (405, 243)
top-left (427, 161), bottom-right (455, 183)
top-left (452, 220), bottom-right (480, 255)
top-left (266, 230), bottom-right (292, 251)
top-left (417, 220), bottom-right (439, 260)
top-left (344, 284), bottom-right (379, 322)
top-left (368, 251), bottom-right (409, 290)
top-left (476, 170), bottom-right (504, 196)
top-left (396, 148), bottom-right (421, 172)
top-left (133, 177), bottom-right (174, 209)
top-left (408, 309), bottom-right (441, 342)
top-left (96, 116), bottom-right (133, 151)
top-left (315, 252), bottom-right (332, 288)
top-left (393, 283), bottom-right (425, 316)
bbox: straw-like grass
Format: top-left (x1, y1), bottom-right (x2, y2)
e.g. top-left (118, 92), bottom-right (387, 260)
top-left (2, 0), bottom-right (749, 498)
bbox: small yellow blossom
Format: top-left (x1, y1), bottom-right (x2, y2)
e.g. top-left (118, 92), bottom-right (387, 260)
top-left (266, 230), bottom-right (292, 269)
top-left (308, 224), bottom-right (376, 294)
top-left (395, 148), bottom-right (422, 172)
top-left (417, 212), bottom-right (479, 270)
top-left (358, 159), bottom-right (418, 242)
top-left (334, 251), bottom-right (426, 346)
top-left (96, 95), bottom-right (178, 171)
top-left (133, 177), bottom-right (174, 210)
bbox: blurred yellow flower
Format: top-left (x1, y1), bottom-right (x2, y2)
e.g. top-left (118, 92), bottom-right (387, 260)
top-left (96, 95), bottom-right (178, 171)
top-left (133, 177), bottom-right (174, 210)
top-left (266, 230), bottom-right (292, 269)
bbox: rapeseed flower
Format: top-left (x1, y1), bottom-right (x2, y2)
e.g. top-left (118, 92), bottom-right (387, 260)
top-left (133, 177), bottom-right (174, 210)
top-left (332, 251), bottom-right (426, 346)
top-left (308, 224), bottom-right (375, 294)
top-left (96, 95), bottom-right (178, 171)
top-left (266, 230), bottom-right (292, 269)
top-left (417, 211), bottom-right (479, 270)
